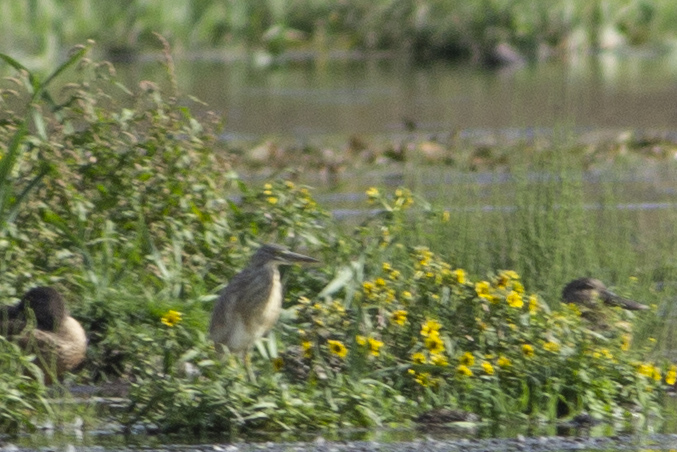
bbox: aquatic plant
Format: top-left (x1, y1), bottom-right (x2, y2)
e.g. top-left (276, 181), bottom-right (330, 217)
top-left (0, 47), bottom-right (676, 436)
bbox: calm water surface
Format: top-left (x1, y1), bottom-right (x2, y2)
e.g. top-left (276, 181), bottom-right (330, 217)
top-left (118, 52), bottom-right (677, 140)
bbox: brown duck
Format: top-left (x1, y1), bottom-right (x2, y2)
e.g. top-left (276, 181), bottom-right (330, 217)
top-left (562, 278), bottom-right (648, 330)
top-left (0, 287), bottom-right (87, 382)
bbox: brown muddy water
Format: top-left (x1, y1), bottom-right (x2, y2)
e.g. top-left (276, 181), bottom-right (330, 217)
top-left (117, 51), bottom-right (677, 140)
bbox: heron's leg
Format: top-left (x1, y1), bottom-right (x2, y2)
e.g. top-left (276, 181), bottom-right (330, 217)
top-left (243, 351), bottom-right (257, 383)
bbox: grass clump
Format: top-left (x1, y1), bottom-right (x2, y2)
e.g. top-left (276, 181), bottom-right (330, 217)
top-left (0, 47), bottom-right (675, 436)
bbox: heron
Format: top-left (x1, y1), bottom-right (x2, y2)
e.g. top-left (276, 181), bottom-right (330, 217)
top-left (0, 286), bottom-right (87, 383)
top-left (209, 244), bottom-right (319, 378)
top-left (562, 277), bottom-right (648, 331)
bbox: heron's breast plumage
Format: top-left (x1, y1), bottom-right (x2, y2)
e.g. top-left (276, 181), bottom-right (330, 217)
top-left (253, 271), bottom-right (282, 336)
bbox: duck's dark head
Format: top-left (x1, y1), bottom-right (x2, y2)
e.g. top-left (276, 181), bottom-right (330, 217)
top-left (562, 278), bottom-right (648, 311)
top-left (17, 287), bottom-right (67, 332)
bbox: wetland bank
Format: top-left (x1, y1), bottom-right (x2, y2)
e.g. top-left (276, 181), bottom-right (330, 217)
top-left (4, 11), bottom-right (677, 450)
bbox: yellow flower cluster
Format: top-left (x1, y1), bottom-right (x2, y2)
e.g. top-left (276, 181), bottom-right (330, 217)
top-left (591, 348), bottom-right (614, 360)
top-left (475, 281), bottom-right (497, 303)
top-left (382, 262), bottom-right (402, 281)
top-left (543, 341), bottom-right (560, 353)
top-left (420, 319), bottom-right (442, 337)
top-left (637, 362), bottom-right (662, 381)
top-left (362, 278), bottom-right (397, 304)
top-left (410, 319), bottom-right (449, 385)
top-left (506, 291), bottom-right (523, 308)
top-left (528, 294), bottom-right (540, 313)
top-left (621, 334), bottom-right (632, 351)
top-left (408, 369), bottom-right (441, 387)
top-left (390, 310), bottom-right (408, 326)
top-left (302, 340), bottom-right (313, 358)
top-left (366, 187), bottom-right (380, 202)
top-left (457, 365), bottom-right (473, 377)
top-left (459, 351), bottom-right (475, 366)
top-left (522, 344), bottom-right (535, 358)
top-left (161, 310), bottom-right (182, 327)
top-left (482, 361), bottom-right (495, 375)
top-left (356, 335), bottom-right (384, 356)
top-left (262, 183), bottom-right (278, 205)
top-left (393, 188), bottom-right (415, 210)
top-left (666, 365), bottom-right (677, 385)
top-left (497, 356), bottom-right (512, 367)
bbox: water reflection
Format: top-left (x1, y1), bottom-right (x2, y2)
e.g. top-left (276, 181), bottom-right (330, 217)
top-left (116, 53), bottom-right (677, 140)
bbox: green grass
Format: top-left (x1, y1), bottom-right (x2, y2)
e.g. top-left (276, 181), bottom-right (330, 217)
top-left (1, 46), bottom-right (677, 436)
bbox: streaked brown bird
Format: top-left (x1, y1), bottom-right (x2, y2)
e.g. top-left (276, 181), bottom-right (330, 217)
top-left (562, 278), bottom-right (648, 331)
top-left (209, 244), bottom-right (319, 371)
top-left (0, 286), bottom-right (87, 383)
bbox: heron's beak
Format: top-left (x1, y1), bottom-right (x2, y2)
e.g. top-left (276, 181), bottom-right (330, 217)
top-left (603, 290), bottom-right (649, 311)
top-left (282, 250), bottom-right (320, 264)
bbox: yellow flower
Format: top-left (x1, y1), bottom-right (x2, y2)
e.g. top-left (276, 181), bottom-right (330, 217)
top-left (415, 371), bottom-right (438, 387)
top-left (457, 364), bottom-right (473, 377)
top-left (507, 291), bottom-right (523, 308)
top-left (637, 363), bottom-right (654, 378)
top-left (475, 281), bottom-right (490, 296)
top-left (475, 281), bottom-right (497, 303)
top-left (497, 356), bottom-right (512, 368)
top-left (411, 352), bottom-right (427, 364)
top-left (402, 291), bottom-right (413, 301)
top-left (368, 337), bottom-right (384, 356)
top-left (327, 339), bottom-right (348, 358)
top-left (389, 270), bottom-right (401, 280)
top-left (454, 268), bottom-right (466, 284)
top-left (267, 196), bottom-right (278, 204)
top-left (420, 319), bottom-right (442, 337)
top-left (482, 361), bottom-right (495, 375)
top-left (430, 354), bottom-right (449, 366)
top-left (356, 335), bottom-right (367, 346)
top-left (522, 344), bottom-right (535, 358)
top-left (284, 180), bottom-right (295, 189)
top-left (375, 277), bottom-right (386, 287)
top-left (161, 310), bottom-right (182, 327)
top-left (528, 295), bottom-right (539, 313)
top-left (263, 183), bottom-right (273, 190)
top-left (666, 365), bottom-right (677, 385)
top-left (512, 281), bottom-right (524, 294)
top-left (459, 352), bottom-right (475, 367)
top-left (382, 262), bottom-right (392, 272)
top-left (502, 270), bottom-right (520, 280)
top-left (442, 210), bottom-right (450, 222)
top-left (424, 332), bottom-right (445, 355)
top-left (543, 341), bottom-right (560, 353)
top-left (621, 334), bottom-right (632, 351)
top-left (390, 310), bottom-right (408, 326)
top-left (653, 367), bottom-right (662, 382)
top-left (366, 187), bottom-right (380, 198)
top-left (302, 340), bottom-right (313, 357)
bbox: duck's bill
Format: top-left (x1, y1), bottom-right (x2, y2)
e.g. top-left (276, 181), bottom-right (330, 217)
top-left (605, 291), bottom-right (649, 311)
